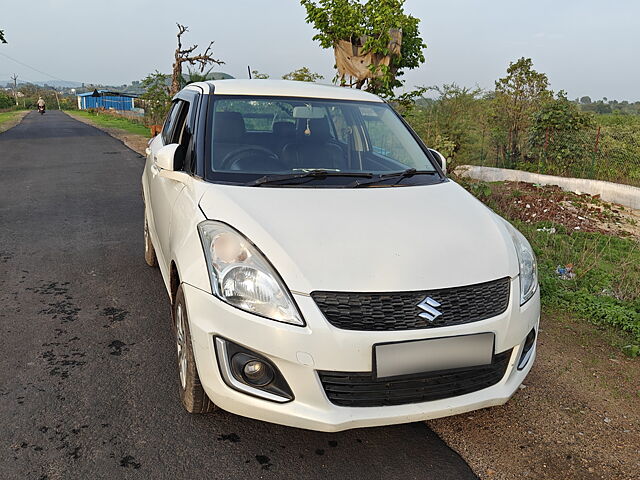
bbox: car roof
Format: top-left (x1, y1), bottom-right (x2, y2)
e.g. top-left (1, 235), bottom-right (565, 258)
top-left (185, 79), bottom-right (384, 102)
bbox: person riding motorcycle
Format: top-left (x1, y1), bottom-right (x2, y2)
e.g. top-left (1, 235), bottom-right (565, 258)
top-left (36, 97), bottom-right (46, 114)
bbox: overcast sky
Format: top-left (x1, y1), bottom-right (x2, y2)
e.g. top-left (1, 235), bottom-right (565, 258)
top-left (1, 0), bottom-right (638, 100)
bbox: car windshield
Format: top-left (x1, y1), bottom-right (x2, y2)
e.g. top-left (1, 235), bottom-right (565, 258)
top-left (205, 95), bottom-right (442, 187)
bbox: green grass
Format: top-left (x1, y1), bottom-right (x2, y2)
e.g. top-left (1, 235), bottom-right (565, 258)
top-left (521, 222), bottom-right (640, 355)
top-left (462, 179), bottom-right (640, 355)
top-left (0, 110), bottom-right (27, 129)
top-left (68, 110), bottom-right (150, 137)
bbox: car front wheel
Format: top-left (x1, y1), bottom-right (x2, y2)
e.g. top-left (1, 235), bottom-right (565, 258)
top-left (173, 285), bottom-right (216, 414)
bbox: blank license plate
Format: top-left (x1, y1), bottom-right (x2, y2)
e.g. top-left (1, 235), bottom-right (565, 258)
top-left (374, 333), bottom-right (495, 379)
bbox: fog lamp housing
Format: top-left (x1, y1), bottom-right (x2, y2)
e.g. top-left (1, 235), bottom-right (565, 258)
top-left (517, 328), bottom-right (537, 370)
top-left (214, 337), bottom-right (293, 402)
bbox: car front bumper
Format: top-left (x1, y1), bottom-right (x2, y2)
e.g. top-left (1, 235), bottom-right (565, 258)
top-left (182, 279), bottom-right (540, 432)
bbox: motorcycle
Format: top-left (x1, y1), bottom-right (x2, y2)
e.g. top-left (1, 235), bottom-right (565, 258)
top-left (37, 105), bottom-right (45, 115)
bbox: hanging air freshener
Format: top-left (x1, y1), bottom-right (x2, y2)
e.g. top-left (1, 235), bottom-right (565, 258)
top-left (304, 118), bottom-right (311, 136)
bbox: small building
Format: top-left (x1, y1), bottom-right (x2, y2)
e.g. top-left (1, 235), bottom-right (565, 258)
top-left (77, 90), bottom-right (138, 111)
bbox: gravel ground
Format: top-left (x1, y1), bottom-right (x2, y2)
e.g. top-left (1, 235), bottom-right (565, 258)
top-left (478, 181), bottom-right (640, 239)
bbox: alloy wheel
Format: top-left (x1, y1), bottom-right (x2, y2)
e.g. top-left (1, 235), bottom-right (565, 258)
top-left (175, 303), bottom-right (187, 389)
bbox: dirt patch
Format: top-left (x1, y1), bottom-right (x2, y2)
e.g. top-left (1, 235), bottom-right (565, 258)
top-left (64, 111), bottom-right (150, 155)
top-left (0, 110), bottom-right (29, 134)
top-left (428, 314), bottom-right (640, 480)
top-left (480, 181), bottom-right (640, 239)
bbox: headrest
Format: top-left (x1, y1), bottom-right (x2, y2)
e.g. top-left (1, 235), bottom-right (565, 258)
top-left (273, 121), bottom-right (295, 137)
top-left (298, 117), bottom-right (331, 142)
top-left (214, 112), bottom-right (246, 142)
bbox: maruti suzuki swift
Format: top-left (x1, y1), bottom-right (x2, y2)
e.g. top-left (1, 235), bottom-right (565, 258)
top-left (142, 79), bottom-right (539, 432)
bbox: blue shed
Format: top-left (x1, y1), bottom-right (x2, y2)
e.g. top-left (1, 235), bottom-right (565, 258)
top-left (77, 90), bottom-right (138, 111)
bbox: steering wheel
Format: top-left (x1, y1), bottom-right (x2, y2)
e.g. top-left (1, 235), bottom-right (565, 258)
top-left (219, 146), bottom-right (286, 171)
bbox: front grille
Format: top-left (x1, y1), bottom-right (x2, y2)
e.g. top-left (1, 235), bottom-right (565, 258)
top-left (311, 277), bottom-right (510, 331)
top-left (318, 349), bottom-right (513, 407)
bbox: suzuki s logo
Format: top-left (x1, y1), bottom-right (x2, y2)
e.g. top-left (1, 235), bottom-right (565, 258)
top-left (418, 297), bottom-right (443, 322)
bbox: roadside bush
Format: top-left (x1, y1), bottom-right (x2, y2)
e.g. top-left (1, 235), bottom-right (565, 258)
top-left (597, 115), bottom-right (640, 185)
top-left (404, 84), bottom-right (490, 170)
top-left (527, 92), bottom-right (595, 177)
top-left (0, 91), bottom-right (15, 109)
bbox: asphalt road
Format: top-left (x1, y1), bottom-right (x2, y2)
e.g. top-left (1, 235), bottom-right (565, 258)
top-left (0, 111), bottom-right (478, 480)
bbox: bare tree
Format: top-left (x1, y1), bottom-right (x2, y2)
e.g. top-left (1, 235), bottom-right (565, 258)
top-left (171, 24), bottom-right (224, 96)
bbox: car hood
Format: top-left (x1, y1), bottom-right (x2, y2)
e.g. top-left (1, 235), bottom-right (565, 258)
top-left (198, 181), bottom-right (519, 293)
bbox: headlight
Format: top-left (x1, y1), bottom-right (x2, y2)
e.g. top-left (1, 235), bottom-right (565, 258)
top-left (503, 220), bottom-right (538, 305)
top-left (198, 221), bottom-right (304, 326)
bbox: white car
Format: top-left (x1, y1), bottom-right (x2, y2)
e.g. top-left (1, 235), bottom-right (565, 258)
top-left (142, 79), bottom-right (539, 432)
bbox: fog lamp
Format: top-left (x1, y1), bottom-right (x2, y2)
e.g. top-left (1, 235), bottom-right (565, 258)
top-left (242, 360), bottom-right (274, 386)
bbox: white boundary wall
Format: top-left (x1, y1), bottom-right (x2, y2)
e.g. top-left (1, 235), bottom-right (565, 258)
top-left (455, 165), bottom-right (640, 210)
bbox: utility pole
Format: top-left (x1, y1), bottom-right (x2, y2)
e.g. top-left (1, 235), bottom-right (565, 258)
top-left (52, 88), bottom-right (61, 110)
top-left (10, 73), bottom-right (18, 106)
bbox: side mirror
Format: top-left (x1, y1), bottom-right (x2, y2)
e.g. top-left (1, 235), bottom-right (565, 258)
top-left (155, 144), bottom-right (180, 171)
top-left (428, 148), bottom-right (447, 175)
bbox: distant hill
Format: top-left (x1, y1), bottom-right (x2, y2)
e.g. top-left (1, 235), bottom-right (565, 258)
top-left (119, 71), bottom-right (234, 95)
top-left (0, 79), bottom-right (83, 88)
top-left (2, 71), bottom-right (234, 93)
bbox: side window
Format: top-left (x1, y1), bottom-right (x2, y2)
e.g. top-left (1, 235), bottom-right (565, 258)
top-left (161, 102), bottom-right (182, 145)
top-left (169, 100), bottom-right (192, 172)
top-left (170, 101), bottom-right (190, 145)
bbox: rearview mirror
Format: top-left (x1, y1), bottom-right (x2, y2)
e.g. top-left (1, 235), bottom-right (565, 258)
top-left (428, 148), bottom-right (447, 175)
top-left (155, 144), bottom-right (180, 171)
top-left (292, 106), bottom-right (326, 119)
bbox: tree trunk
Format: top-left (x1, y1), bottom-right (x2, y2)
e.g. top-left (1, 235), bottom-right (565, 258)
top-left (170, 58), bottom-right (182, 97)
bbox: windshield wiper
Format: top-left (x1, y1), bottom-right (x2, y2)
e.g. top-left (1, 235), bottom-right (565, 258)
top-left (248, 170), bottom-right (373, 187)
top-left (348, 168), bottom-right (439, 188)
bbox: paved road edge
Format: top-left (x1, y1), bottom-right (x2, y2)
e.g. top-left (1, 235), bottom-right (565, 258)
top-left (62, 110), bottom-right (149, 156)
top-left (0, 110), bottom-right (29, 134)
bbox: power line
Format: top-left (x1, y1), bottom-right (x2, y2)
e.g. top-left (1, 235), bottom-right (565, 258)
top-left (0, 51), bottom-right (67, 82)
top-left (0, 72), bottom-right (37, 83)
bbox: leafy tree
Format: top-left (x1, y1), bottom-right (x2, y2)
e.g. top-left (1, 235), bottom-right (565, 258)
top-left (251, 70), bottom-right (270, 79)
top-left (300, 0), bottom-right (426, 98)
top-left (141, 71), bottom-right (171, 125)
top-left (580, 96), bottom-right (591, 104)
top-left (0, 30), bottom-right (6, 43)
top-left (282, 67), bottom-right (324, 82)
top-left (182, 67), bottom-right (214, 87)
top-left (406, 84), bottom-right (488, 168)
top-left (594, 101), bottom-right (612, 114)
top-left (492, 57), bottom-right (551, 166)
top-left (529, 91), bottom-right (595, 176)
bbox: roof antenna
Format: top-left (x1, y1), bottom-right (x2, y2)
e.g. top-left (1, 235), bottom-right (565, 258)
top-left (247, 66), bottom-right (252, 79)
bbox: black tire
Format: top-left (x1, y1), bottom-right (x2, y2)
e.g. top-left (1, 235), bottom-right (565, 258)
top-left (144, 209), bottom-right (157, 267)
top-left (173, 286), bottom-right (216, 414)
